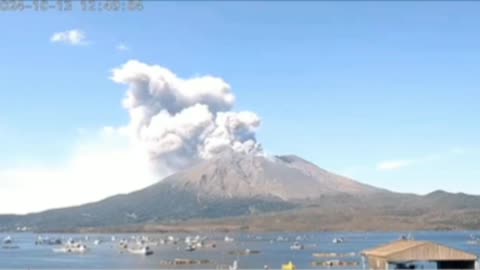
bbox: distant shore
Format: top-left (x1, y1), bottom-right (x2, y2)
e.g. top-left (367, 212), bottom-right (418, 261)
top-left (31, 215), bottom-right (462, 234)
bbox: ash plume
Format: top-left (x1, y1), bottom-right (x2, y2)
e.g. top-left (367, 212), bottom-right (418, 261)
top-left (111, 60), bottom-right (262, 172)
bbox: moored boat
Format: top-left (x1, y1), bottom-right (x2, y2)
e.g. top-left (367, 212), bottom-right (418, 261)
top-left (53, 242), bottom-right (88, 253)
top-left (290, 242), bottom-right (304, 250)
top-left (128, 245), bottom-right (153, 256)
top-left (3, 236), bottom-right (12, 244)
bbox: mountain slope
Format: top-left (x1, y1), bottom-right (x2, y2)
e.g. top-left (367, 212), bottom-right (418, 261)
top-left (165, 151), bottom-right (384, 201)
top-left (0, 151), bottom-right (383, 231)
top-left (1, 152), bottom-right (480, 232)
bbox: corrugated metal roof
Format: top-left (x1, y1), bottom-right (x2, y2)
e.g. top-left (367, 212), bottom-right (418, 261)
top-left (362, 240), bottom-right (477, 261)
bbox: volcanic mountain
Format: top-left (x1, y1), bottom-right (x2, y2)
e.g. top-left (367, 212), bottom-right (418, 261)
top-left (0, 151), bottom-right (384, 230)
top-left (164, 151), bottom-right (384, 200)
top-left (1, 151), bottom-right (480, 232)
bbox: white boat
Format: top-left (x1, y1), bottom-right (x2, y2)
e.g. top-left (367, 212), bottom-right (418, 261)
top-left (290, 242), bottom-right (304, 250)
top-left (332, 237), bottom-right (344, 244)
top-left (185, 236), bottom-right (192, 245)
top-left (229, 260), bottom-right (238, 270)
top-left (53, 242), bottom-right (87, 253)
top-left (94, 239), bottom-right (101, 245)
top-left (128, 245), bottom-right (153, 256)
top-left (185, 244), bottom-right (195, 252)
top-left (3, 236), bottom-right (12, 244)
top-left (119, 239), bottom-right (128, 249)
top-left (276, 236), bottom-right (288, 242)
top-left (36, 236), bottom-right (62, 245)
top-left (167, 235), bottom-right (178, 244)
top-left (224, 236), bottom-right (235, 242)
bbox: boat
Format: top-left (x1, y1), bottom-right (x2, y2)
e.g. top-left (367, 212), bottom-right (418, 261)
top-left (53, 242), bottom-right (88, 253)
top-left (224, 236), bottom-right (235, 242)
top-left (468, 234), bottom-right (480, 245)
top-left (1, 245), bottom-right (19, 249)
top-left (205, 242), bottom-right (216, 248)
top-left (128, 245), bottom-right (153, 256)
top-left (290, 242), bottom-right (304, 250)
top-left (229, 260), bottom-right (238, 270)
top-left (399, 233), bottom-right (414, 241)
top-left (94, 239), bottom-right (101, 245)
top-left (3, 236), bottom-right (12, 244)
top-left (35, 236), bottom-right (62, 245)
top-left (228, 249), bottom-right (261, 256)
top-left (119, 239), bottom-right (128, 249)
top-left (159, 258), bottom-right (211, 266)
top-left (332, 237), bottom-right (344, 244)
top-left (313, 252), bottom-right (356, 258)
top-left (312, 260), bottom-right (359, 267)
top-left (167, 235), bottom-right (178, 244)
top-left (185, 244), bottom-right (195, 252)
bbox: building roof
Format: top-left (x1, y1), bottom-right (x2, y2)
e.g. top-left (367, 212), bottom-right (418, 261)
top-left (362, 240), bottom-right (477, 262)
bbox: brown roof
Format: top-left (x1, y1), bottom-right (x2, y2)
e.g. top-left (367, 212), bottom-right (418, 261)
top-left (363, 240), bottom-right (477, 262)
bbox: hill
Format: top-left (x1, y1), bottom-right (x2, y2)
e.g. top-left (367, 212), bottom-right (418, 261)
top-left (1, 152), bottom-right (480, 232)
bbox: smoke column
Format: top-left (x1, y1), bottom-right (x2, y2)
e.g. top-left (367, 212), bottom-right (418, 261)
top-left (111, 60), bottom-right (262, 173)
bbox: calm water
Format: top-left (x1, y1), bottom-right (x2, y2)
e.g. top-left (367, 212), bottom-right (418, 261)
top-left (1, 231), bottom-right (480, 269)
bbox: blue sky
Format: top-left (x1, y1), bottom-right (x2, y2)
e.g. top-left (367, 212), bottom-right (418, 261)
top-left (1, 2), bottom-right (479, 213)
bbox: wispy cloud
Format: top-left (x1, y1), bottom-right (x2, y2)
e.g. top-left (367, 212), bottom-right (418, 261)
top-left (116, 43), bottom-right (129, 51)
top-left (50, 29), bottom-right (89, 46)
top-left (376, 150), bottom-right (459, 172)
top-left (376, 160), bottom-right (413, 171)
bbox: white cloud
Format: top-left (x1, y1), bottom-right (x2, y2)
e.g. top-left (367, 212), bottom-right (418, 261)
top-left (0, 129), bottom-right (158, 214)
top-left (116, 43), bottom-right (129, 51)
top-left (376, 151), bottom-right (450, 172)
top-left (50, 29), bottom-right (88, 46)
top-left (376, 160), bottom-right (412, 171)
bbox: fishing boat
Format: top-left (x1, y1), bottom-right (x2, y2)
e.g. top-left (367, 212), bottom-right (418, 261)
top-left (290, 242), bottom-right (304, 250)
top-left (3, 236), bottom-right (12, 244)
top-left (128, 245), bottom-right (153, 256)
top-left (276, 236), bottom-right (287, 242)
top-left (119, 239), bottom-right (128, 249)
top-left (332, 237), bottom-right (344, 244)
top-left (35, 236), bottom-right (62, 245)
top-left (229, 260), bottom-right (238, 270)
top-left (224, 236), bottom-right (235, 242)
top-left (185, 244), bottom-right (195, 252)
top-left (295, 235), bottom-right (304, 241)
top-left (53, 242), bottom-right (88, 253)
top-left (399, 233), bottom-right (414, 241)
